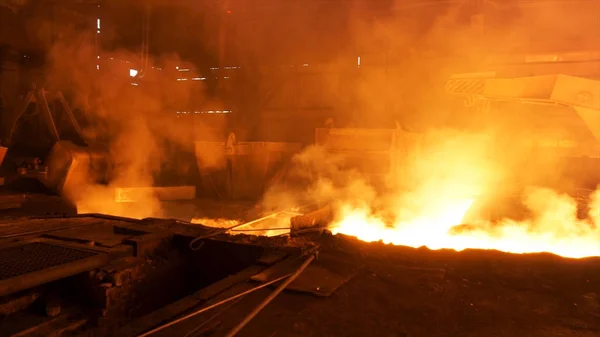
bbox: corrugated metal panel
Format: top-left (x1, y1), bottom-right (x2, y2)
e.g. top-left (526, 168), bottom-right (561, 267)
top-left (445, 78), bottom-right (486, 96)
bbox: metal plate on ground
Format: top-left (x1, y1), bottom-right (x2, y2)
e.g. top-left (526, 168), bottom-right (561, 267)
top-left (43, 222), bottom-right (143, 248)
top-left (251, 254), bottom-right (359, 297)
top-left (0, 241), bottom-right (108, 296)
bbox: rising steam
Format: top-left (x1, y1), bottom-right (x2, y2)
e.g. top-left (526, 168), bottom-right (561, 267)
top-left (42, 23), bottom-right (223, 219)
top-left (261, 125), bottom-right (600, 258)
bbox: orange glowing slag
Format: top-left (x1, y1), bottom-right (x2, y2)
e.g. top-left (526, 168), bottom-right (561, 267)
top-left (331, 188), bottom-right (600, 259)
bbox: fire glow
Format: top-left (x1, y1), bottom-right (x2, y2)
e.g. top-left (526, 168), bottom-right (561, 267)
top-left (261, 129), bottom-right (600, 260)
top-left (330, 188), bottom-right (600, 259)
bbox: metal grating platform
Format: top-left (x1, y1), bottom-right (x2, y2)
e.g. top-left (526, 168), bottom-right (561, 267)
top-left (0, 241), bottom-right (108, 296)
top-left (0, 242), bottom-right (98, 281)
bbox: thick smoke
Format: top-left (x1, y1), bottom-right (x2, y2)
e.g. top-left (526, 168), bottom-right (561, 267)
top-left (40, 10), bottom-right (224, 219)
top-left (258, 0), bottom-right (599, 256)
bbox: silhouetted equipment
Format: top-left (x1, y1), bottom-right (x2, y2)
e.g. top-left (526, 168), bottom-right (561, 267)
top-left (4, 89), bottom-right (88, 150)
top-left (446, 50), bottom-right (600, 223)
top-left (290, 205), bottom-right (333, 234)
top-left (314, 121), bottom-right (426, 189)
top-left (195, 132), bottom-right (302, 200)
top-left (446, 73), bottom-right (600, 153)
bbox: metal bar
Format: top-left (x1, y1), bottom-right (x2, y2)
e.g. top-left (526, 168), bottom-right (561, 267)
top-left (56, 91), bottom-right (85, 139)
top-left (6, 91), bottom-right (34, 146)
top-left (114, 186), bottom-right (196, 203)
top-left (189, 204), bottom-right (314, 250)
top-left (119, 266), bottom-right (264, 337)
top-left (0, 220), bottom-right (104, 239)
top-left (35, 89), bottom-right (60, 142)
top-left (223, 254), bottom-right (316, 337)
top-left (0, 249), bottom-right (108, 297)
top-left (137, 273), bottom-right (292, 337)
top-left (184, 299), bottom-right (240, 337)
top-left (182, 298), bottom-right (241, 337)
top-left (230, 227), bottom-right (291, 232)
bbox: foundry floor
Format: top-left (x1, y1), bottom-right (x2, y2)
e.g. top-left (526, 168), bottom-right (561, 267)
top-left (0, 191), bottom-right (598, 337)
top-left (136, 235), bottom-right (600, 337)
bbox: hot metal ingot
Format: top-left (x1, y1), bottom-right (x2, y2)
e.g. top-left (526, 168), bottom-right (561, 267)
top-left (114, 186), bottom-right (196, 203)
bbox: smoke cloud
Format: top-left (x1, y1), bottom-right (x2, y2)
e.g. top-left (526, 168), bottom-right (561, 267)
top-left (38, 7), bottom-right (225, 219)
top-left (258, 0), bottom-right (599, 257)
top-left (4, 0), bottom-right (597, 226)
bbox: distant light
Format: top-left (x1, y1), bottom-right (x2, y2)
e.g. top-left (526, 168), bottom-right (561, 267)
top-left (129, 69), bottom-right (138, 77)
top-left (97, 55), bottom-right (100, 59)
top-left (192, 77), bottom-right (206, 81)
top-left (357, 56), bottom-right (361, 67)
top-left (178, 68), bottom-right (190, 72)
top-left (525, 54), bottom-right (562, 63)
top-left (97, 30), bottom-right (100, 34)
top-left (176, 66), bottom-right (179, 70)
top-left (227, 10), bottom-right (232, 14)
top-left (176, 110), bottom-right (232, 114)
top-left (97, 65), bottom-right (100, 70)
top-left (302, 64), bottom-right (308, 67)
top-left (97, 19), bottom-right (101, 30)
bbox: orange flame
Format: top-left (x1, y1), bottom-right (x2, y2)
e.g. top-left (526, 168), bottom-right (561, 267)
top-left (332, 188), bottom-right (600, 259)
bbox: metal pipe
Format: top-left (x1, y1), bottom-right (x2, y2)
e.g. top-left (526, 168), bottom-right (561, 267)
top-left (182, 297), bottom-right (241, 337)
top-left (223, 254), bottom-right (316, 337)
top-left (189, 212), bottom-right (279, 250)
top-left (189, 203), bottom-right (315, 250)
top-left (230, 227), bottom-right (291, 232)
top-left (137, 273), bottom-right (292, 337)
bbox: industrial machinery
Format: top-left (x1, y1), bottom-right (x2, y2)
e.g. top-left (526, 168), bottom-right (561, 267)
top-left (445, 50), bottom-right (600, 221)
top-left (2, 88), bottom-right (89, 154)
top-left (195, 132), bottom-right (302, 200)
top-left (314, 121), bottom-right (428, 190)
top-left (315, 127), bottom-right (400, 183)
top-left (1, 88), bottom-right (198, 210)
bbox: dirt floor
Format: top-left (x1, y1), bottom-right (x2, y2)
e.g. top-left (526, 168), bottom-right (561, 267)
top-left (161, 233), bottom-right (600, 337)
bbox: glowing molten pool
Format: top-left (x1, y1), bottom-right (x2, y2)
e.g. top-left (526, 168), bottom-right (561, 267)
top-left (331, 188), bottom-right (600, 259)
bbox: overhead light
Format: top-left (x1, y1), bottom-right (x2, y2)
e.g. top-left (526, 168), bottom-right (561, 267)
top-left (129, 69), bottom-right (138, 77)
